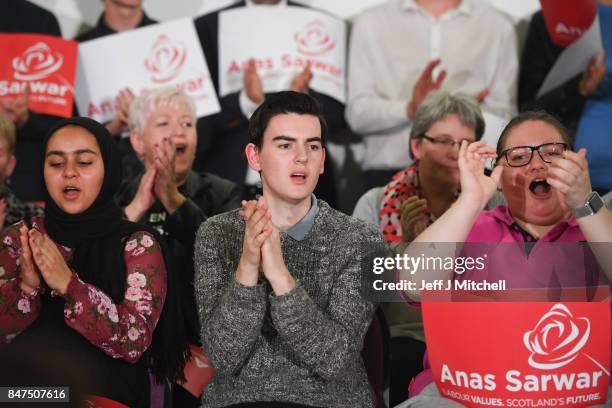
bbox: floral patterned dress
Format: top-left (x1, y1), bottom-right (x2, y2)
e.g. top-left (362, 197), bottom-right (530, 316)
top-left (0, 215), bottom-right (167, 405)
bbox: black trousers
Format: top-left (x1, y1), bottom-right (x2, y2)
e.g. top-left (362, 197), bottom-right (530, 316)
top-left (389, 337), bottom-right (427, 406)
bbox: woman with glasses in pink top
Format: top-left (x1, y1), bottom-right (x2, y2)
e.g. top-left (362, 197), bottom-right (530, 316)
top-left (399, 111), bottom-right (612, 407)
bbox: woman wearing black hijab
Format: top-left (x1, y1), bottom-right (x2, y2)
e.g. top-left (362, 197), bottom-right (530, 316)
top-left (0, 117), bottom-right (188, 407)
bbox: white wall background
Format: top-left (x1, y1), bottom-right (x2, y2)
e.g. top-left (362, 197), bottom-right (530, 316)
top-left (29, 0), bottom-right (540, 39)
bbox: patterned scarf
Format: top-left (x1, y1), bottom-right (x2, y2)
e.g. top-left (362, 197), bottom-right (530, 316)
top-left (378, 164), bottom-right (434, 243)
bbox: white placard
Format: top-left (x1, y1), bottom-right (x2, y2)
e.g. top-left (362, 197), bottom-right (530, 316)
top-left (536, 15), bottom-right (603, 99)
top-left (219, 7), bottom-right (346, 103)
top-left (75, 18), bottom-right (220, 123)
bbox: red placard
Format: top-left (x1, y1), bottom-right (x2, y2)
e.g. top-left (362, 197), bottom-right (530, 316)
top-left (0, 33), bottom-right (77, 118)
top-left (423, 301), bottom-right (610, 408)
top-left (540, 0), bottom-right (597, 47)
top-left (178, 344), bottom-right (215, 398)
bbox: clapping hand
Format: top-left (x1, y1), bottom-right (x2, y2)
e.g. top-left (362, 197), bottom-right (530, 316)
top-left (237, 198), bottom-right (272, 286)
top-left (105, 88), bottom-right (135, 136)
top-left (18, 226), bottom-right (40, 294)
top-left (153, 137), bottom-right (185, 214)
top-left (457, 140), bottom-right (502, 209)
top-left (244, 59), bottom-right (265, 105)
top-left (0, 85), bottom-right (30, 127)
top-left (289, 63), bottom-right (313, 94)
top-left (26, 227), bottom-right (72, 295)
top-left (124, 166), bottom-right (157, 222)
top-left (579, 50), bottom-right (606, 97)
top-left (546, 148), bottom-right (592, 209)
top-left (400, 196), bottom-right (429, 242)
top-left (406, 60), bottom-right (447, 119)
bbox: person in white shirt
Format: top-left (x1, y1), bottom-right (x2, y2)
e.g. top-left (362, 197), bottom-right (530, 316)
top-left (346, 0), bottom-right (518, 189)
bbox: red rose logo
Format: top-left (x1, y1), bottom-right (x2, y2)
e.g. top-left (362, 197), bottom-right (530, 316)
top-left (12, 42), bottom-right (64, 81)
top-left (523, 304), bottom-right (590, 370)
top-left (294, 20), bottom-right (336, 56)
top-left (144, 35), bottom-right (187, 83)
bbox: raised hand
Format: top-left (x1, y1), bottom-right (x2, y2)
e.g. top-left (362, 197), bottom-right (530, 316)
top-left (116, 88), bottom-right (135, 124)
top-left (400, 196), bottom-right (429, 242)
top-left (124, 165), bottom-right (157, 222)
top-left (18, 225), bottom-right (40, 294)
top-left (28, 229), bottom-right (72, 295)
top-left (457, 140), bottom-right (501, 209)
top-left (406, 60), bottom-right (447, 119)
top-left (237, 197), bottom-right (271, 286)
top-left (546, 148), bottom-right (592, 209)
top-left (153, 137), bottom-right (185, 214)
top-left (289, 63), bottom-right (313, 94)
top-left (579, 49), bottom-right (606, 97)
top-left (244, 59), bottom-right (264, 105)
top-left (0, 84), bottom-right (30, 127)
top-left (106, 88), bottom-right (135, 136)
top-left (260, 215), bottom-right (294, 296)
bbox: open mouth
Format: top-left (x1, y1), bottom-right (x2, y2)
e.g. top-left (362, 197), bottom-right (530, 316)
top-left (175, 144), bottom-right (186, 156)
top-left (528, 179), bottom-right (551, 198)
top-left (290, 172), bottom-right (307, 184)
top-left (62, 186), bottom-right (81, 199)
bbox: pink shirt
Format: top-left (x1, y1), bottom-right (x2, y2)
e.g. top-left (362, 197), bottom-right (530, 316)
top-left (410, 205), bottom-right (608, 396)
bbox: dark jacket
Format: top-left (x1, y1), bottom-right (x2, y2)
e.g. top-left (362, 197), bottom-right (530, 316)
top-left (117, 170), bottom-right (241, 342)
top-left (0, 0), bottom-right (61, 35)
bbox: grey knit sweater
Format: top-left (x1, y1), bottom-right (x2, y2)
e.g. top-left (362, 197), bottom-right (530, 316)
top-left (194, 199), bottom-right (382, 407)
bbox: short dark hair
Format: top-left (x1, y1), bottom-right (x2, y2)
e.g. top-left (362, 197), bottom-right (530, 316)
top-left (248, 91), bottom-right (328, 149)
top-left (496, 111), bottom-right (572, 157)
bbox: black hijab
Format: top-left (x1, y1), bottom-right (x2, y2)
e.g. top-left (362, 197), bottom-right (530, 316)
top-left (42, 117), bottom-right (188, 382)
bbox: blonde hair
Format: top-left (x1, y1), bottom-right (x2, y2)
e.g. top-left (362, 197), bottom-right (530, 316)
top-left (128, 87), bottom-right (196, 135)
top-left (0, 112), bottom-right (16, 154)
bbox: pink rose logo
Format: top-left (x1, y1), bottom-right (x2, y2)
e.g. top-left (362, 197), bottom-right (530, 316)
top-left (523, 304), bottom-right (590, 370)
top-left (12, 42), bottom-right (64, 81)
top-left (144, 35), bottom-right (187, 83)
top-left (294, 20), bottom-right (336, 56)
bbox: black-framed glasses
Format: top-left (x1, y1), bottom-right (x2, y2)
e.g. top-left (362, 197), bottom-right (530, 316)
top-left (419, 134), bottom-right (473, 150)
top-left (499, 142), bottom-right (569, 167)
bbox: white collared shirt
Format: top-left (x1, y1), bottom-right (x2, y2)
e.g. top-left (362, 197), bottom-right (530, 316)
top-left (346, 0), bottom-right (518, 170)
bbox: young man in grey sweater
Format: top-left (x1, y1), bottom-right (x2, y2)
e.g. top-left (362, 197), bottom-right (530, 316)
top-left (194, 91), bottom-right (383, 407)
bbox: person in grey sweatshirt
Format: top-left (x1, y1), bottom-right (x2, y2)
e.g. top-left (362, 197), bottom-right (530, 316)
top-left (194, 91), bottom-right (383, 407)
